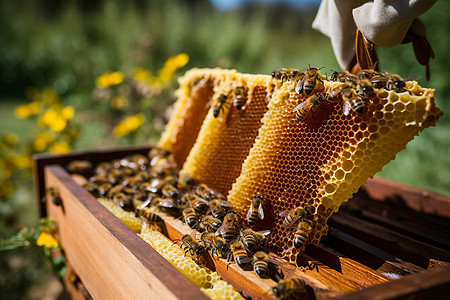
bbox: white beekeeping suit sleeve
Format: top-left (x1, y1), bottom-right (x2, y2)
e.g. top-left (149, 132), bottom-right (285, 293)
top-left (312, 0), bottom-right (436, 70)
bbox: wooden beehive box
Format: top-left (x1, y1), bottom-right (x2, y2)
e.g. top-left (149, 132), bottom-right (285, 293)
top-left (33, 146), bottom-right (450, 299)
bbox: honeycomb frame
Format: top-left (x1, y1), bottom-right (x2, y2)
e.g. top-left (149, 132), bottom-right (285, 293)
top-left (162, 68), bottom-right (442, 264)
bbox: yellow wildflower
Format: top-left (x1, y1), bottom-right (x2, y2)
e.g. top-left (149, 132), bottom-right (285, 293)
top-left (132, 68), bottom-right (153, 82)
top-left (0, 133), bottom-right (19, 149)
top-left (41, 87), bottom-right (61, 105)
top-left (111, 95), bottom-right (128, 110)
top-left (33, 132), bottom-right (54, 151)
top-left (36, 231), bottom-right (59, 248)
top-left (95, 71), bottom-right (125, 88)
top-left (61, 106), bottom-right (74, 120)
top-left (14, 101), bottom-right (41, 119)
top-left (0, 155), bottom-right (17, 178)
top-left (49, 141), bottom-right (71, 154)
top-left (14, 154), bottom-right (32, 169)
top-left (38, 106), bottom-right (74, 132)
top-left (157, 53), bottom-right (189, 84)
top-left (113, 113), bottom-right (145, 137)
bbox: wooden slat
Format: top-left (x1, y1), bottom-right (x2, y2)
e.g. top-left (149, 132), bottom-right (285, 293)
top-left (329, 212), bottom-right (450, 269)
top-left (45, 165), bottom-right (207, 300)
top-left (361, 177), bottom-right (450, 218)
top-left (33, 145), bottom-right (151, 218)
top-left (321, 228), bottom-right (424, 276)
top-left (348, 198), bottom-right (450, 250)
top-left (330, 264), bottom-right (450, 300)
top-left (303, 244), bottom-right (390, 287)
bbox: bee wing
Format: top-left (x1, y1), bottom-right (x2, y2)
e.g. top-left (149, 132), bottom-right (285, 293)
top-left (256, 229), bottom-right (271, 236)
top-left (159, 199), bottom-right (175, 208)
top-left (239, 257), bottom-right (254, 264)
top-left (258, 203), bottom-right (264, 220)
top-left (137, 198), bottom-right (152, 210)
top-left (265, 257), bottom-right (283, 266)
top-left (246, 202), bottom-right (254, 221)
top-left (217, 200), bottom-right (233, 207)
top-left (215, 222), bottom-right (229, 236)
top-left (278, 210), bottom-right (292, 218)
top-left (292, 99), bottom-right (312, 112)
top-left (403, 75), bottom-right (421, 82)
top-left (342, 100), bottom-right (351, 116)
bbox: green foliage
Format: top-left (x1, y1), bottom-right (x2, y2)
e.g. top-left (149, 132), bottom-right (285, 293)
top-left (376, 1), bottom-right (450, 195)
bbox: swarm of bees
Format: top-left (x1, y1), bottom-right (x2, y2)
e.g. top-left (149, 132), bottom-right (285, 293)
top-left (65, 147), bottom-right (312, 299)
top-left (272, 66), bottom-right (418, 123)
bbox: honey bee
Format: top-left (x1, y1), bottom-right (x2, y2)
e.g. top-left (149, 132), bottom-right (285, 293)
top-left (279, 206), bottom-right (310, 229)
top-left (227, 240), bottom-right (251, 270)
top-left (272, 277), bottom-right (308, 300)
top-left (182, 193), bottom-right (208, 215)
top-left (233, 86), bottom-right (247, 110)
top-left (83, 182), bottom-right (100, 198)
top-left (330, 70), bottom-right (358, 86)
top-left (149, 197), bottom-right (179, 214)
top-left (341, 86), bottom-right (366, 115)
top-left (246, 195), bottom-right (264, 225)
top-left (369, 73), bottom-right (388, 89)
top-left (182, 207), bottom-right (199, 229)
top-left (128, 153), bottom-right (149, 168)
top-left (88, 174), bottom-right (108, 185)
top-left (272, 68), bottom-right (301, 83)
top-left (213, 93), bottom-right (228, 118)
top-left (295, 66), bottom-right (324, 96)
top-left (94, 162), bottom-right (112, 177)
top-left (97, 182), bottom-right (112, 197)
top-left (146, 176), bottom-right (177, 195)
top-left (208, 199), bottom-right (232, 220)
top-left (45, 187), bottom-right (61, 206)
top-left (177, 173), bottom-right (195, 191)
top-left (385, 73), bottom-right (419, 92)
top-left (135, 208), bottom-right (163, 224)
top-left (148, 146), bottom-right (171, 160)
top-left (107, 169), bottom-right (123, 185)
top-left (251, 251), bottom-right (282, 278)
top-left (240, 228), bottom-right (270, 253)
top-left (357, 69), bottom-right (381, 80)
top-left (200, 232), bottom-right (229, 259)
top-left (216, 211), bottom-right (240, 243)
top-left (195, 183), bottom-right (222, 201)
top-left (293, 220), bottom-right (313, 249)
top-left (356, 79), bottom-right (374, 97)
top-left (161, 184), bottom-right (180, 199)
top-left (199, 215), bottom-right (223, 233)
top-left (293, 93), bottom-right (330, 122)
top-left (179, 234), bottom-right (205, 258)
top-left (113, 192), bottom-right (134, 212)
top-left (66, 160), bottom-right (93, 175)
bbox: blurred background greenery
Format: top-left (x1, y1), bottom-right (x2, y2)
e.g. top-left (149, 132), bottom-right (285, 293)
top-left (0, 0), bottom-right (448, 298)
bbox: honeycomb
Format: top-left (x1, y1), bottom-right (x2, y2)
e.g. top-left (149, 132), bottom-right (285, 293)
top-left (98, 196), bottom-right (243, 299)
top-left (163, 68), bottom-right (442, 264)
top-left (158, 69), bottom-right (237, 168)
top-left (98, 198), bottom-right (142, 233)
top-left (177, 70), bottom-right (272, 195)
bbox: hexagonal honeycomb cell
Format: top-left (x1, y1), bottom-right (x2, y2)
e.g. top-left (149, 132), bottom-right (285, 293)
top-left (159, 68), bottom-right (442, 265)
